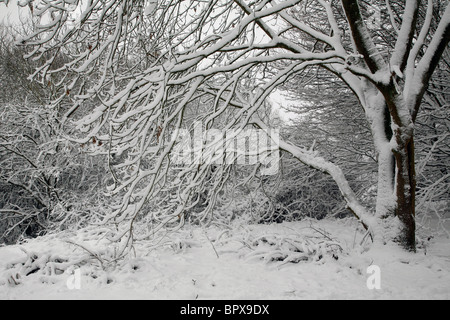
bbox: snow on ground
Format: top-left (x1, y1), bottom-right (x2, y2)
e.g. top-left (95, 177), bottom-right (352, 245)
top-left (0, 218), bottom-right (449, 300)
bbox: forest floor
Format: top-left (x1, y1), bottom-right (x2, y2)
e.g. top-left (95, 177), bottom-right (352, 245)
top-left (0, 218), bottom-right (449, 300)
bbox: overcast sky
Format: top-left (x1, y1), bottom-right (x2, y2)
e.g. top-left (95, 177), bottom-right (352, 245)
top-left (0, 1), bottom-right (29, 26)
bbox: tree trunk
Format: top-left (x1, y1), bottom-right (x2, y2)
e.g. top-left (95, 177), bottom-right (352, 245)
top-left (375, 103), bottom-right (396, 221)
top-left (393, 133), bottom-right (417, 251)
top-left (373, 98), bottom-right (417, 251)
top-left (376, 148), bottom-right (396, 219)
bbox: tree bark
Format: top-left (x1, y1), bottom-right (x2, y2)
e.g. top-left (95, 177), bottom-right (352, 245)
top-left (393, 132), bottom-right (417, 251)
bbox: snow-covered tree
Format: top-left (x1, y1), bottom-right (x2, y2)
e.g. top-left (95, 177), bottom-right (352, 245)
top-left (11, 0), bottom-right (450, 252)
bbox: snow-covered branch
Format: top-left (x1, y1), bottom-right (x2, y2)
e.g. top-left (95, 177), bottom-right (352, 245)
top-left (341, 0), bottom-right (386, 73)
top-left (407, 4), bottom-right (450, 121)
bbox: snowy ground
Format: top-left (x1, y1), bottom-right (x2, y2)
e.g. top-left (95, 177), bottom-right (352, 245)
top-left (0, 218), bottom-right (449, 300)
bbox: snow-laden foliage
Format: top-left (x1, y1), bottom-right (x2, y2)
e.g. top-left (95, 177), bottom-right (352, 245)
top-left (1, 0), bottom-right (448, 255)
top-left (242, 233), bottom-right (342, 264)
top-left (0, 226), bottom-right (128, 287)
top-left (0, 26), bottom-right (111, 244)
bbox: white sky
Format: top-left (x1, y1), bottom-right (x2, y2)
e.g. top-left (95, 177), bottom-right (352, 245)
top-left (0, 1), bottom-right (29, 26)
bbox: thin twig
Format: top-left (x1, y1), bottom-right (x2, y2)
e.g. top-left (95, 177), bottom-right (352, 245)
top-left (203, 229), bottom-right (220, 259)
top-left (65, 240), bottom-right (105, 268)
